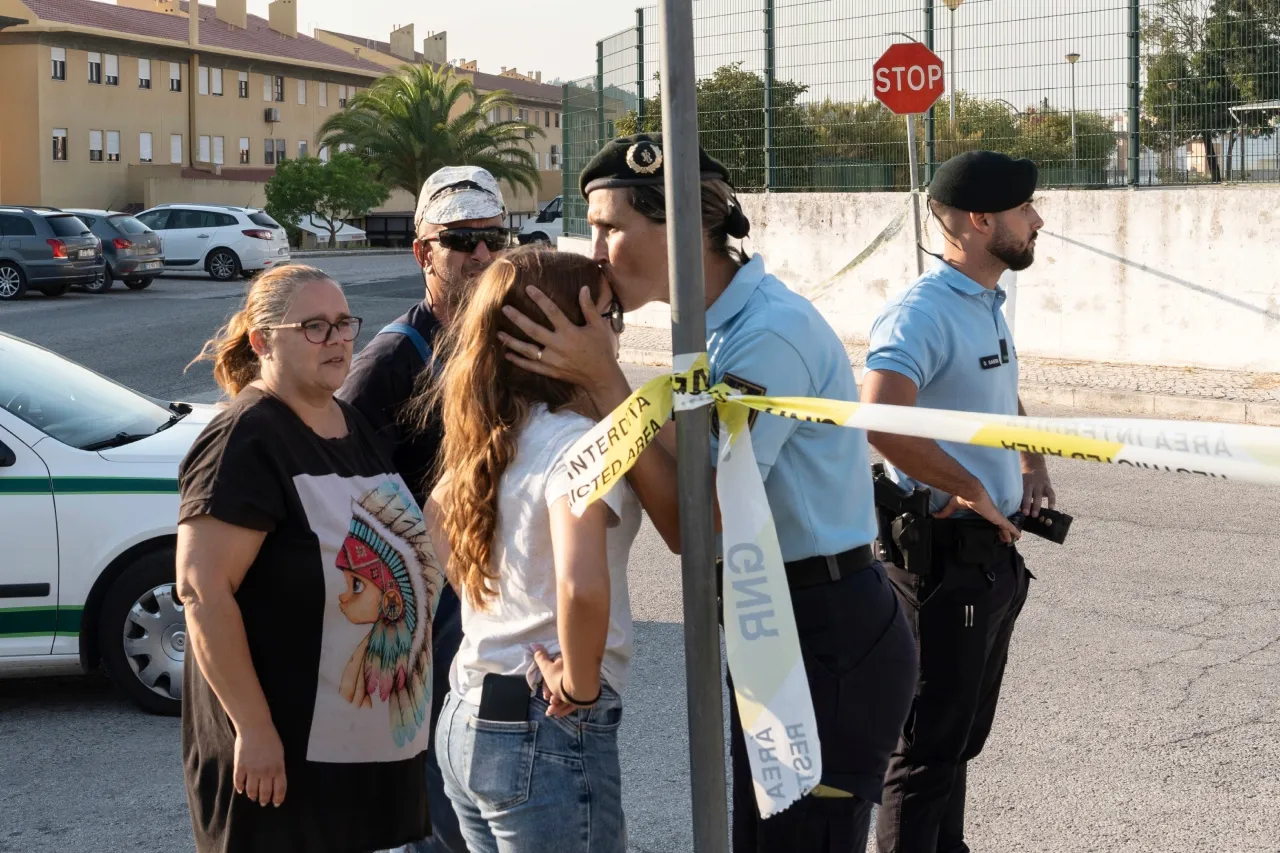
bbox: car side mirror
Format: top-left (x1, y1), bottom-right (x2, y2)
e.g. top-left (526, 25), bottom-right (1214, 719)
top-left (0, 440), bottom-right (15, 468)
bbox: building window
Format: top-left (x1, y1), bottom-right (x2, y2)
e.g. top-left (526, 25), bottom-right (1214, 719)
top-left (89, 130), bottom-right (104, 162)
top-left (263, 74), bottom-right (271, 102)
top-left (319, 145), bottom-right (329, 163)
top-left (139, 132), bottom-right (153, 163)
top-left (170, 62), bottom-right (182, 92)
top-left (212, 68), bottom-right (223, 96)
top-left (51, 47), bottom-right (66, 81)
top-left (199, 135), bottom-right (211, 163)
top-left (518, 108), bottom-right (527, 123)
top-left (554, 111), bottom-right (560, 128)
top-left (198, 65), bottom-right (209, 95)
top-left (171, 133), bottom-right (183, 164)
top-left (105, 54), bottom-right (119, 86)
top-left (213, 136), bottom-right (224, 165)
top-left (297, 79), bottom-right (306, 105)
top-left (545, 110), bottom-right (551, 127)
top-left (338, 84), bottom-right (347, 108)
top-left (107, 131), bottom-right (120, 162)
top-left (88, 52), bottom-right (102, 84)
top-left (276, 138), bottom-right (286, 163)
top-left (550, 144), bottom-right (559, 168)
top-left (138, 58), bottom-right (151, 89)
top-left (264, 138), bottom-right (275, 165)
top-left (238, 71), bottom-right (248, 98)
top-left (52, 128), bottom-right (67, 161)
top-left (319, 82), bottom-right (327, 107)
top-left (239, 137), bottom-right (250, 164)
top-left (506, 107), bottom-right (513, 121)
top-left (274, 76), bottom-right (285, 102)
top-left (298, 140), bottom-right (308, 158)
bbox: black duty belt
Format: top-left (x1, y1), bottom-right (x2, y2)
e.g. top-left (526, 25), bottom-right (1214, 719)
top-left (784, 544), bottom-right (877, 591)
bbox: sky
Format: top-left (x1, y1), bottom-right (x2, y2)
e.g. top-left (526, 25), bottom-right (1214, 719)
top-left (240, 0), bottom-right (637, 83)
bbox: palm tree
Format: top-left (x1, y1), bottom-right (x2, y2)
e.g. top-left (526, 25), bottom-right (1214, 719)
top-left (318, 64), bottom-right (544, 199)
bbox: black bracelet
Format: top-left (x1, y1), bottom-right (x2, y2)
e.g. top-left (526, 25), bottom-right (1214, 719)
top-left (560, 682), bottom-right (602, 707)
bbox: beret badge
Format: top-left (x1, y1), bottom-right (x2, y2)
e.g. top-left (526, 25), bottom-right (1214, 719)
top-left (626, 141), bottom-right (663, 176)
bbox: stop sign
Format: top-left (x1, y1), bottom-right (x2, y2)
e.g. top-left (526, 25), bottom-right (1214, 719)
top-left (873, 42), bottom-right (945, 115)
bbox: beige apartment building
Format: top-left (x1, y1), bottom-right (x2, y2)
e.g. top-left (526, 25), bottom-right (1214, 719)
top-left (0, 0), bottom-right (564, 246)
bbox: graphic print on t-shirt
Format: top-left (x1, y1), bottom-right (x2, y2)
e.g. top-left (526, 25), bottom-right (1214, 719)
top-left (295, 474), bottom-right (444, 763)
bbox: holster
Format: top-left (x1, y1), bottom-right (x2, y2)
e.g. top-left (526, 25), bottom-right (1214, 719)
top-left (872, 463), bottom-right (933, 576)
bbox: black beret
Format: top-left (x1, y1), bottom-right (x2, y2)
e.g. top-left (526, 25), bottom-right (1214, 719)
top-left (579, 133), bottom-right (731, 198)
top-left (928, 151), bottom-right (1038, 213)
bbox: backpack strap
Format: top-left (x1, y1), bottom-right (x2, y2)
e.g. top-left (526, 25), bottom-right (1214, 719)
top-left (375, 322), bottom-right (430, 363)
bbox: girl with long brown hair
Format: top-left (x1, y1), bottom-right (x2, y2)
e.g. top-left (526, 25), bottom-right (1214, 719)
top-left (416, 248), bottom-right (638, 853)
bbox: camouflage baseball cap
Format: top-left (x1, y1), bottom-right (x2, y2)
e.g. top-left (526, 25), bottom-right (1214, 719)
top-left (414, 165), bottom-right (506, 231)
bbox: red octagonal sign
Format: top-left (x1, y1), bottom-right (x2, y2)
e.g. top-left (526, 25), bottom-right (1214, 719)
top-left (873, 42), bottom-right (945, 115)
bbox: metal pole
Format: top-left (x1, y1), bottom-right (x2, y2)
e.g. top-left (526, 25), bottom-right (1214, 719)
top-left (596, 40), bottom-right (606, 149)
top-left (1171, 98), bottom-right (1177, 180)
top-left (636, 8), bottom-right (647, 129)
top-left (763, 0), bottom-right (776, 190)
top-left (658, 1), bottom-right (730, 851)
top-left (1127, 0), bottom-right (1140, 187)
top-left (923, 0), bottom-right (936, 180)
top-left (949, 11), bottom-right (956, 126)
top-left (907, 114), bottom-right (923, 275)
top-left (1070, 62), bottom-right (1078, 168)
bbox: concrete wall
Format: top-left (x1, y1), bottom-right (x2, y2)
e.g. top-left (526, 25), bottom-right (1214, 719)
top-left (563, 186), bottom-right (1280, 374)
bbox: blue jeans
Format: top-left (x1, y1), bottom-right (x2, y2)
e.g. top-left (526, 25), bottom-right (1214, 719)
top-left (436, 685), bottom-right (627, 853)
top-left (383, 585), bottom-right (466, 853)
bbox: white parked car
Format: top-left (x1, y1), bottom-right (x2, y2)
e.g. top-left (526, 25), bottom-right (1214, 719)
top-left (0, 332), bottom-right (216, 714)
top-left (135, 203), bottom-right (290, 282)
top-left (517, 195), bottom-right (564, 246)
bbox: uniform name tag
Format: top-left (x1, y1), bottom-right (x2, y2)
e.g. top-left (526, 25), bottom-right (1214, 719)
top-left (980, 355), bottom-right (1002, 370)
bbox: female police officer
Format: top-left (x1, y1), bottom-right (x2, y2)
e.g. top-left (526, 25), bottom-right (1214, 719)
top-left (497, 133), bottom-right (917, 853)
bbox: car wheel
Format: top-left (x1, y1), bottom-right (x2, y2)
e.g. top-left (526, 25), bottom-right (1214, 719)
top-left (124, 277), bottom-right (154, 291)
top-left (207, 249), bottom-right (241, 282)
top-left (527, 232), bottom-right (550, 245)
top-left (39, 282), bottom-right (70, 298)
top-left (84, 265), bottom-right (113, 294)
top-left (240, 270), bottom-right (257, 280)
top-left (99, 549), bottom-right (184, 716)
top-left (0, 262), bottom-right (26, 301)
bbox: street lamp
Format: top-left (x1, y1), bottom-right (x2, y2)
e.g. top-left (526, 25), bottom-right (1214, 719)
top-left (943, 0), bottom-right (965, 126)
top-left (1166, 80), bottom-right (1178, 180)
top-left (1066, 52), bottom-right (1081, 175)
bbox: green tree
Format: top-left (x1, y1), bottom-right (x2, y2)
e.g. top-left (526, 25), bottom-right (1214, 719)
top-left (1141, 0), bottom-right (1280, 182)
top-left (265, 154), bottom-right (391, 248)
top-left (615, 62), bottom-right (815, 189)
top-left (318, 64), bottom-right (544, 199)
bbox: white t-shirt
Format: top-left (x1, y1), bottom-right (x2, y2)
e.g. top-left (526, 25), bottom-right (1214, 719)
top-left (450, 405), bottom-right (641, 706)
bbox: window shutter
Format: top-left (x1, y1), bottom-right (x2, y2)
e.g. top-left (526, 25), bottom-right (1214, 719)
top-left (51, 47), bottom-right (65, 62)
top-left (213, 136), bottom-right (224, 165)
top-left (140, 133), bottom-right (153, 161)
top-left (90, 130), bottom-right (103, 150)
top-left (199, 66), bottom-right (209, 95)
top-left (107, 131), bottom-right (120, 156)
top-left (106, 55), bottom-right (118, 78)
top-left (199, 136), bottom-right (211, 162)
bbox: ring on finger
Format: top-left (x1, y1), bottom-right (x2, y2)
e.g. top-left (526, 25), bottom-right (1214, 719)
top-left (536, 347), bottom-right (544, 361)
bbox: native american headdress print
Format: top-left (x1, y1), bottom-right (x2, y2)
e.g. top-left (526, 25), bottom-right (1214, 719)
top-left (336, 480), bottom-right (443, 747)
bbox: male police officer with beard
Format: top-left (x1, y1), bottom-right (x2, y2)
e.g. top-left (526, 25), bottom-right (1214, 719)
top-left (864, 151), bottom-right (1054, 853)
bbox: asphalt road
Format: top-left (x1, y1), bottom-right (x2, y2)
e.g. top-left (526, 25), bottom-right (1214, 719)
top-left (3, 263), bottom-right (1280, 852)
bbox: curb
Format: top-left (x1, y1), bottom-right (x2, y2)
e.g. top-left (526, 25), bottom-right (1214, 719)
top-left (290, 249), bottom-right (411, 258)
top-left (617, 348), bottom-right (1280, 427)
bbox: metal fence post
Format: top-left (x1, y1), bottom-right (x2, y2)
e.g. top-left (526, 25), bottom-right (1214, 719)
top-left (763, 0), bottom-right (776, 190)
top-left (636, 7), bottom-right (647, 128)
top-left (658, 0), bottom-right (730, 848)
top-left (596, 40), bottom-right (606, 149)
top-left (923, 0), bottom-right (936, 181)
top-left (1127, 0), bottom-right (1140, 186)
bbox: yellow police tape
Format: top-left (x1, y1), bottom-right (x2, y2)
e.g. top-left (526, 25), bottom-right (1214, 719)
top-left (558, 354), bottom-right (1280, 817)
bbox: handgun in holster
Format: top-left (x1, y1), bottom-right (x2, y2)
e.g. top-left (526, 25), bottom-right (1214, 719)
top-left (872, 462), bottom-right (933, 575)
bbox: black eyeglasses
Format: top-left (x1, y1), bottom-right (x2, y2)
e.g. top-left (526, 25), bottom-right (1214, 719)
top-left (425, 227), bottom-right (509, 254)
top-left (602, 297), bottom-right (625, 334)
top-left (266, 316), bottom-right (363, 344)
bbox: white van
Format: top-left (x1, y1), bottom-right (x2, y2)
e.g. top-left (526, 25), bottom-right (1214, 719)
top-left (517, 196), bottom-right (564, 246)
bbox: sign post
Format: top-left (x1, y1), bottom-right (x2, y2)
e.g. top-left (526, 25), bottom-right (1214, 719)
top-left (874, 42), bottom-right (945, 276)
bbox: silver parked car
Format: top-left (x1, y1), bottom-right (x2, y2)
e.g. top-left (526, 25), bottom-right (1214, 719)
top-left (63, 209), bottom-right (165, 294)
top-left (0, 207), bottom-right (102, 301)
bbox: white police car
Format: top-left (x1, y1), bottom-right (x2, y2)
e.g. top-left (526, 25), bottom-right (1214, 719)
top-left (0, 332), bottom-right (215, 714)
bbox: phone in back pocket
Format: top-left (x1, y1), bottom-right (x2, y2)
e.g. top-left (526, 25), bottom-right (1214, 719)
top-left (478, 673), bottom-right (531, 723)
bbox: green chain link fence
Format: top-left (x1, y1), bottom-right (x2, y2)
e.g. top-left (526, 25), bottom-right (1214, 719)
top-left (562, 0), bottom-right (1280, 238)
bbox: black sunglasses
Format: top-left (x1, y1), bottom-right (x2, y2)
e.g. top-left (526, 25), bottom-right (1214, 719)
top-left (425, 227), bottom-right (509, 254)
top-left (602, 297), bottom-right (625, 334)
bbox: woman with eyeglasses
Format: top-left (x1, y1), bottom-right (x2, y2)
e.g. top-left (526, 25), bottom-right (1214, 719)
top-left (405, 248), bottom-right (637, 853)
top-left (177, 264), bottom-right (447, 853)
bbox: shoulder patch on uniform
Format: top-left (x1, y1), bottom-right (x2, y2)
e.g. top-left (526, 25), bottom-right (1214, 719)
top-left (712, 373), bottom-right (767, 434)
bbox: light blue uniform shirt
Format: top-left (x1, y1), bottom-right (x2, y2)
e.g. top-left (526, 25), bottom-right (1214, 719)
top-left (707, 254), bottom-right (879, 561)
top-left (866, 259), bottom-right (1023, 516)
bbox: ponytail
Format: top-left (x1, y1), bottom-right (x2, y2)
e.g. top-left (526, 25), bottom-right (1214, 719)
top-left (187, 264), bottom-right (331, 397)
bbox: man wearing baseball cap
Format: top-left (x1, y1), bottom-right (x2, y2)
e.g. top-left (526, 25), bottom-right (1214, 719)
top-left (340, 165), bottom-right (508, 853)
top-left (863, 150), bottom-right (1052, 853)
